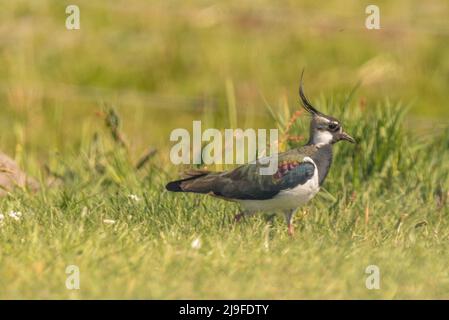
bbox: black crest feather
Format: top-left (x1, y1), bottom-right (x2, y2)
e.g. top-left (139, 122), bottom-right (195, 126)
top-left (299, 70), bottom-right (325, 117)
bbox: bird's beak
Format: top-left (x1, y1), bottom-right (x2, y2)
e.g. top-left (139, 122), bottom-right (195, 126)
top-left (339, 131), bottom-right (356, 143)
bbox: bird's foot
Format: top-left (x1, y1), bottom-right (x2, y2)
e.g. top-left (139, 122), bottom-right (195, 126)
top-left (287, 223), bottom-right (295, 237)
top-left (234, 212), bottom-right (245, 223)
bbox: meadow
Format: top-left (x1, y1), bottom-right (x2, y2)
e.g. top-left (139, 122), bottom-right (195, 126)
top-left (0, 0), bottom-right (449, 299)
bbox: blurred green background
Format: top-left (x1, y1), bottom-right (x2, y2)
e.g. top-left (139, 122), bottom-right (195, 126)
top-left (0, 0), bottom-right (448, 163)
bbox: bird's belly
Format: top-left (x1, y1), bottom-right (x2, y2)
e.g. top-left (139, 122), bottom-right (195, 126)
top-left (237, 165), bottom-right (320, 213)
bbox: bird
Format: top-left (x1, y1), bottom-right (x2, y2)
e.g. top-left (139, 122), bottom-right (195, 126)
top-left (165, 72), bottom-right (355, 236)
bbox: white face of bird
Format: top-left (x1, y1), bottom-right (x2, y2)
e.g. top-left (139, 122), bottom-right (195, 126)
top-left (310, 115), bottom-right (355, 145)
top-left (299, 71), bottom-right (355, 146)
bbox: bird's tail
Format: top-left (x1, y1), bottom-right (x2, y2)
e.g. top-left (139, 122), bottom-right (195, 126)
top-left (165, 169), bottom-right (214, 193)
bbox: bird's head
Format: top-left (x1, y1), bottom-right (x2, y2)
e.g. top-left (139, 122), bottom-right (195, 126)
top-left (299, 72), bottom-right (356, 146)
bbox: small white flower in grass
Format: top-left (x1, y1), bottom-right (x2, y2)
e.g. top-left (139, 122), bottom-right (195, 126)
top-left (8, 211), bottom-right (22, 221)
top-left (103, 219), bottom-right (116, 225)
top-left (191, 237), bottom-right (202, 250)
top-left (128, 194), bottom-right (140, 202)
top-left (0, 214), bottom-right (4, 221)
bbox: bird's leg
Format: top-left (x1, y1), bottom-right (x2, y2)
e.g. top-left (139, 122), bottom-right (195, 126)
top-left (288, 223), bottom-right (294, 237)
top-left (284, 210), bottom-right (295, 237)
top-left (234, 211), bottom-right (246, 223)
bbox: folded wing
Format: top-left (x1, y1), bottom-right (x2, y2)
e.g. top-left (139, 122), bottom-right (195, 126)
top-left (166, 147), bottom-right (318, 201)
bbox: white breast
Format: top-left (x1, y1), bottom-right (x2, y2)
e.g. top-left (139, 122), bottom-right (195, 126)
top-left (237, 157), bottom-right (320, 213)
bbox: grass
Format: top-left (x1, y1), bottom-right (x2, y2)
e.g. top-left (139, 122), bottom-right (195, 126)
top-left (1, 0), bottom-right (449, 299)
top-left (1, 97), bottom-right (449, 299)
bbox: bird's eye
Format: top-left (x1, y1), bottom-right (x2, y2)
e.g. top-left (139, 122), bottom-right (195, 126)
top-left (328, 122), bottom-right (340, 131)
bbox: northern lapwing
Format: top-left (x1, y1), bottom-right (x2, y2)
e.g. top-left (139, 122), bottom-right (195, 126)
top-left (166, 72), bottom-right (355, 235)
